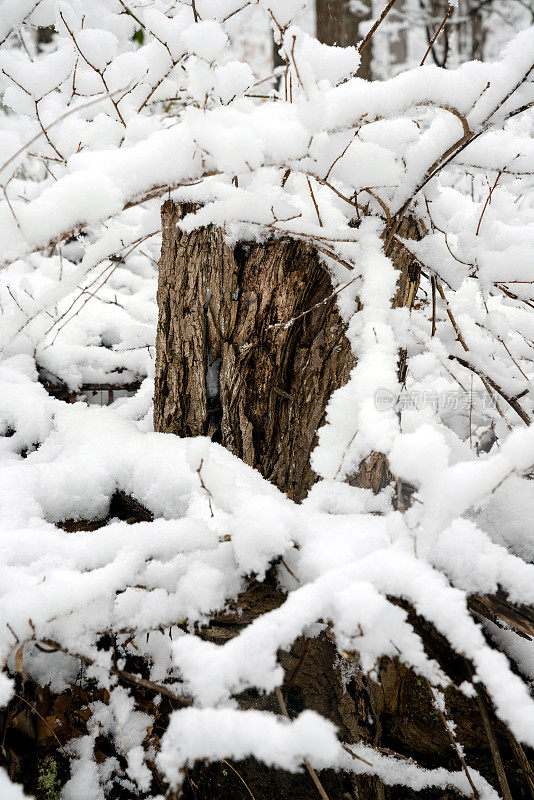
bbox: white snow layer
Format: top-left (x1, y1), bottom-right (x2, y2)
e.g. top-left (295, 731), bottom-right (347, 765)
top-left (0, 0), bottom-right (533, 797)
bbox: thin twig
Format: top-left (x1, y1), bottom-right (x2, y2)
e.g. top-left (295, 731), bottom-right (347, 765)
top-left (450, 354), bottom-right (531, 425)
top-left (431, 275), bottom-right (437, 337)
top-left (475, 170), bottom-right (502, 236)
top-left (289, 35), bottom-right (305, 93)
top-left (116, 0), bottom-right (146, 30)
top-left (222, 760), bottom-right (257, 800)
top-left (436, 281), bottom-right (469, 352)
top-left (280, 558), bottom-right (301, 584)
top-left (42, 230), bottom-right (159, 347)
top-left (269, 275), bottom-right (358, 332)
top-left (420, 4), bottom-right (454, 66)
top-left (504, 728), bottom-right (534, 800)
top-left (307, 176), bottom-right (323, 227)
top-left (341, 743), bottom-right (375, 768)
top-left (222, 2), bottom-right (252, 22)
top-left (0, 85), bottom-right (131, 179)
top-left (275, 687), bottom-right (331, 800)
top-left (60, 12), bottom-right (126, 126)
top-left (37, 639), bottom-right (191, 706)
top-left (500, 339), bottom-right (529, 381)
top-left (14, 693), bottom-right (68, 756)
top-left (475, 686), bottom-right (512, 800)
top-left (0, 0), bottom-right (43, 47)
top-left (197, 458), bottom-right (214, 517)
top-left (425, 680), bottom-right (479, 799)
top-left (359, 0), bottom-right (400, 54)
top-left (285, 639), bottom-right (311, 687)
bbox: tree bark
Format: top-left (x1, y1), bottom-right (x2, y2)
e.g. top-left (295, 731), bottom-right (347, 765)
top-left (154, 201), bottom-right (356, 501)
top-left (152, 203), bottom-right (534, 799)
top-left (154, 201), bottom-right (419, 500)
top-left (316, 0), bottom-right (373, 80)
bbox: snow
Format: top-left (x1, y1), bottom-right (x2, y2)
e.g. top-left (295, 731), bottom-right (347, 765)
top-left (0, 0), bottom-right (533, 797)
top-left (159, 707), bottom-right (340, 782)
top-left (181, 21), bottom-right (229, 62)
top-left (159, 707), bottom-right (501, 798)
top-left (0, 770), bottom-right (29, 800)
top-left (2, 348), bottom-right (534, 787)
top-left (312, 219), bottom-right (401, 480)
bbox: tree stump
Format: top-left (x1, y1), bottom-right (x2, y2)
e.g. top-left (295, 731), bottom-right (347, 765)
top-left (154, 200), bottom-right (356, 501)
top-left (154, 201), bottom-right (419, 500)
top-left (152, 202), bottom-right (533, 799)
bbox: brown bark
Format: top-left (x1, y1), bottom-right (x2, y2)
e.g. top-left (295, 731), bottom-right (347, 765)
top-left (154, 202), bottom-right (419, 500)
top-left (183, 578), bottom-right (534, 800)
top-left (152, 203), bottom-right (534, 800)
top-left (316, 0), bottom-right (373, 80)
top-left (154, 201), bottom-right (355, 500)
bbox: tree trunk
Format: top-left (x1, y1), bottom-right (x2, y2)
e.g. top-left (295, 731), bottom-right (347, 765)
top-left (154, 201), bottom-right (356, 501)
top-left (154, 201), bottom-right (418, 500)
top-left (153, 204), bottom-right (533, 799)
top-left (316, 0), bottom-right (373, 80)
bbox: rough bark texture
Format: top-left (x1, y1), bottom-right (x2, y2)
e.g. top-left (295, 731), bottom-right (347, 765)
top-left (180, 572), bottom-right (534, 800)
top-left (154, 202), bottom-right (419, 500)
top-left (152, 203), bottom-right (534, 800)
top-left (177, 573), bottom-right (534, 800)
top-left (154, 201), bottom-right (355, 501)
